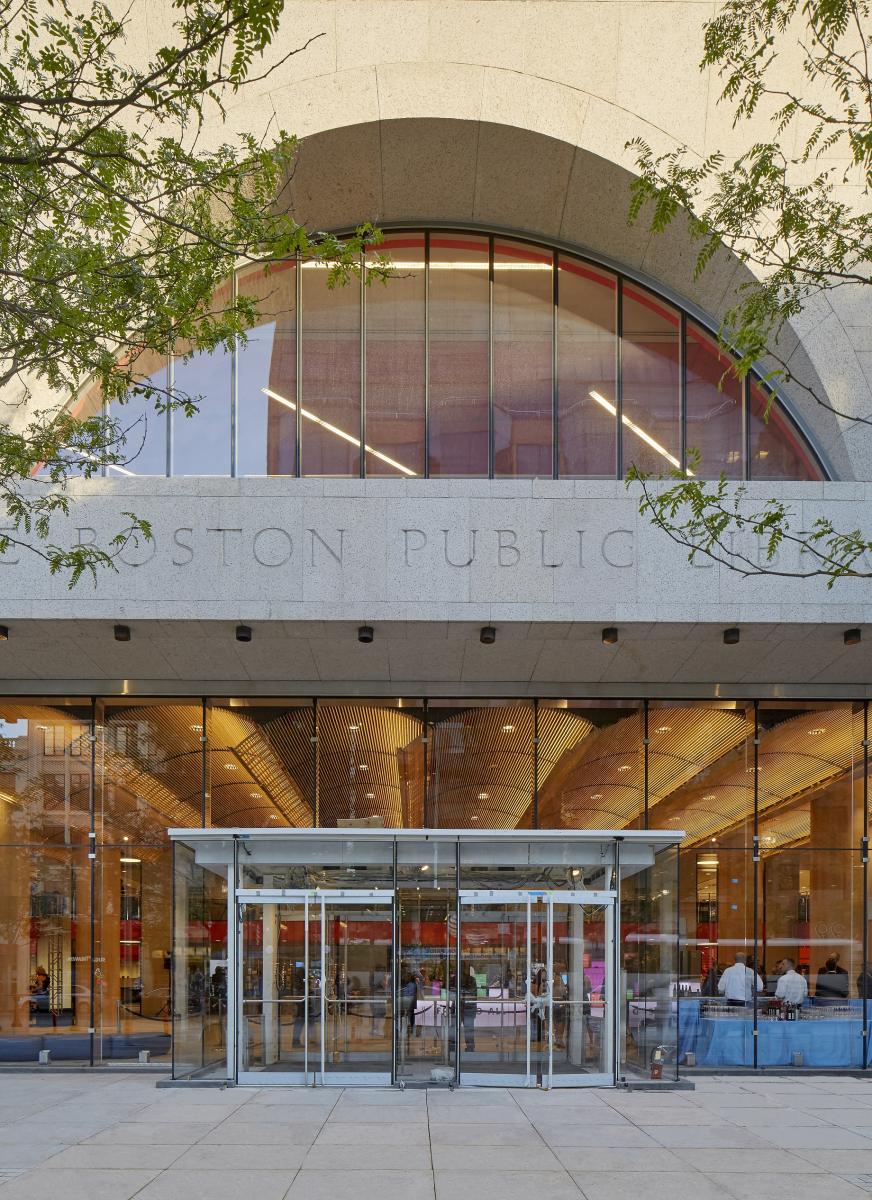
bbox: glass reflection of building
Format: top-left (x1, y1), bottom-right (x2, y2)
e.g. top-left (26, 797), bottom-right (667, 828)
top-left (0, 696), bottom-right (868, 1077)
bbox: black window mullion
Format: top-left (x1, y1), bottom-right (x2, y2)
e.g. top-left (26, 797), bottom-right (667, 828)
top-left (488, 235), bottom-right (494, 479)
top-left (616, 279), bottom-right (624, 480)
top-left (295, 251), bottom-right (302, 477)
top-left (424, 230), bottom-right (430, 479)
top-left (360, 250), bottom-right (366, 478)
top-left (552, 250), bottom-right (559, 479)
top-left (752, 700), bottom-right (760, 1070)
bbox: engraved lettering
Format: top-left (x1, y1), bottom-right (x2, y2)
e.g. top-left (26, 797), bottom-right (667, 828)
top-left (172, 527), bottom-right (194, 566)
top-left (442, 528), bottom-right (477, 568)
top-left (253, 527), bottom-right (293, 567)
top-left (309, 527), bottom-right (344, 566)
top-left (402, 528), bottom-right (427, 566)
top-left (577, 530), bottom-right (585, 568)
top-left (118, 535), bottom-right (156, 567)
top-left (206, 527), bottom-right (242, 566)
top-left (496, 529), bottom-right (520, 567)
top-left (76, 527), bottom-right (97, 547)
top-left (539, 530), bottom-right (563, 568)
top-left (601, 528), bottom-right (634, 569)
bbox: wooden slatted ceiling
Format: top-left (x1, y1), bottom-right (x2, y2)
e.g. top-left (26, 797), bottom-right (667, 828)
top-left (655, 707), bottom-right (863, 845)
top-left (0, 702), bottom-right (863, 846)
top-left (303, 704), bottom-right (423, 827)
top-left (537, 707), bottom-right (750, 829)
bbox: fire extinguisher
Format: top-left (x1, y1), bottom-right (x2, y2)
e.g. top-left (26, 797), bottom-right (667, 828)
top-left (650, 1044), bottom-right (669, 1079)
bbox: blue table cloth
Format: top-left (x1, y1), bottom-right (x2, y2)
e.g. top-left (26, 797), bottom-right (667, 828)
top-left (677, 998), bottom-right (869, 1068)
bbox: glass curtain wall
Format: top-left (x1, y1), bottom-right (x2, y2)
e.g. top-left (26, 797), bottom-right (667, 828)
top-left (0, 695), bottom-right (870, 1074)
top-left (86, 229), bottom-right (825, 483)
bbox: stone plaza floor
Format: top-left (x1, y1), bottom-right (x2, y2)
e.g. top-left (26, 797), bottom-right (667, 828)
top-left (2, 1074), bottom-right (872, 1199)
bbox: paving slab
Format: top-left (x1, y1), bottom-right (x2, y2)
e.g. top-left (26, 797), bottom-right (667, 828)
top-left (0, 1073), bottom-right (870, 1200)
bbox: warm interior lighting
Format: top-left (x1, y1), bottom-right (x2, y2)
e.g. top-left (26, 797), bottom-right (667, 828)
top-left (589, 391), bottom-right (694, 477)
top-left (844, 628), bottom-right (862, 646)
top-left (478, 792), bottom-right (489, 801)
top-left (601, 626), bottom-right (618, 645)
top-left (120, 857), bottom-right (141, 864)
top-left (263, 387), bottom-right (417, 476)
top-left (808, 728), bottom-right (827, 736)
top-left (0, 627), bottom-right (8, 641)
top-left (502, 724), bottom-right (515, 733)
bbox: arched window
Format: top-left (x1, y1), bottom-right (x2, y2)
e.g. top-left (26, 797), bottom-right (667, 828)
top-left (100, 228), bottom-right (827, 481)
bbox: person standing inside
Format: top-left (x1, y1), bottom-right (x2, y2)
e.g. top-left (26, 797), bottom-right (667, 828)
top-left (717, 953), bottom-right (764, 1007)
top-left (774, 957), bottom-right (807, 1006)
top-left (816, 953), bottom-right (849, 1001)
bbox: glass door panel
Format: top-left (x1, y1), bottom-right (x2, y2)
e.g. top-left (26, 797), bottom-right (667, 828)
top-left (459, 897), bottom-right (531, 1086)
top-left (395, 889), bottom-right (456, 1084)
top-left (458, 891), bottom-right (615, 1087)
top-left (321, 898), bottom-right (393, 1085)
top-left (238, 900), bottom-right (309, 1082)
top-left (550, 899), bottom-right (614, 1086)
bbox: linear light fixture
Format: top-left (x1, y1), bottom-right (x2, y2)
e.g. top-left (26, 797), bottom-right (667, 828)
top-left (304, 261), bottom-right (552, 271)
top-left (262, 388), bottom-right (417, 477)
top-left (589, 391), bottom-right (694, 477)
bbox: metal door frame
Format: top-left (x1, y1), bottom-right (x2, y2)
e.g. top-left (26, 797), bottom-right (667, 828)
top-left (457, 889), bottom-right (616, 1088)
top-left (235, 888), bottom-right (394, 1086)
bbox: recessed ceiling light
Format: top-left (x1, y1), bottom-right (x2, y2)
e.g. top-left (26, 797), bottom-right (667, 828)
top-left (470, 815), bottom-right (479, 821)
top-left (656, 725), bottom-right (671, 733)
top-left (590, 793), bottom-right (603, 800)
top-left (349, 725), bottom-right (360, 732)
top-left (122, 835), bottom-right (129, 842)
top-left (120, 856), bottom-right (141, 863)
top-left (223, 763), bottom-right (237, 771)
top-left (702, 794), bottom-right (717, 802)
top-left (268, 814), bottom-right (278, 821)
top-left (502, 724), bottom-right (515, 733)
top-left (601, 626), bottom-right (618, 645)
top-left (478, 792), bottom-right (489, 800)
top-left (190, 724), bottom-right (203, 733)
top-left (571, 868), bottom-right (581, 878)
top-left (365, 792), bottom-right (375, 800)
top-left (844, 628), bottom-right (861, 646)
top-left (617, 764), bottom-right (631, 772)
top-left (358, 764), bottom-right (368, 771)
top-left (808, 727), bottom-right (826, 736)
top-left (249, 791), bottom-right (261, 799)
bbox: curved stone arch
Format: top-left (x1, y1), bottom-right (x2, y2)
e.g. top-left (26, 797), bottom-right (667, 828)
top-left (275, 114), bottom-right (858, 480)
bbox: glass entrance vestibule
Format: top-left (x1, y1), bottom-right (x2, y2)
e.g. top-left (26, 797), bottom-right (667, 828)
top-left (169, 829), bottom-right (682, 1087)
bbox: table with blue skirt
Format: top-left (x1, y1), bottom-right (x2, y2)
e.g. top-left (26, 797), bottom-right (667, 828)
top-left (676, 998), bottom-right (871, 1067)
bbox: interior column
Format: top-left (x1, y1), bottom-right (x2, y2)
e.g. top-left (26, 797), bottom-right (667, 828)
top-left (262, 904), bottom-right (280, 1064)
